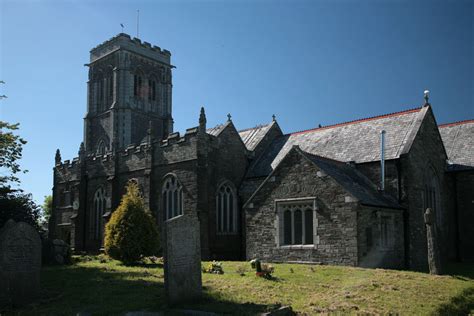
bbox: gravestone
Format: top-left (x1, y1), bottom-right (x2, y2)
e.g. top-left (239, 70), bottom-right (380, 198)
top-left (424, 208), bottom-right (442, 275)
top-left (164, 214), bottom-right (202, 305)
top-left (0, 219), bottom-right (42, 306)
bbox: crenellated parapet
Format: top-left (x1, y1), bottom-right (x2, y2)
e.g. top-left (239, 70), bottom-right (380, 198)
top-left (159, 127), bottom-right (199, 147)
top-left (90, 33), bottom-right (171, 65)
top-left (54, 157), bottom-right (82, 184)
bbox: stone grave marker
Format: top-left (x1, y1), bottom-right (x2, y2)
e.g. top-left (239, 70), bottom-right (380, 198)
top-left (0, 219), bottom-right (42, 306)
top-left (424, 208), bottom-right (442, 274)
top-left (164, 214), bottom-right (202, 305)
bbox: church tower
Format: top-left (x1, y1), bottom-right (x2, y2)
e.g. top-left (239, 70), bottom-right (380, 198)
top-left (84, 33), bottom-right (173, 153)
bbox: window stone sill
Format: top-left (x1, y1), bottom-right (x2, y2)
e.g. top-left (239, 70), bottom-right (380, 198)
top-left (278, 245), bottom-right (316, 250)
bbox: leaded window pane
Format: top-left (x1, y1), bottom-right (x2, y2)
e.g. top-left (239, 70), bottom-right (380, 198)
top-left (229, 192), bottom-right (234, 232)
top-left (284, 210), bottom-right (292, 245)
top-left (162, 176), bottom-right (184, 220)
top-left (163, 191), bottom-right (167, 220)
top-left (223, 193), bottom-right (228, 232)
top-left (304, 209), bottom-right (313, 244)
top-left (294, 209), bottom-right (302, 244)
top-left (216, 183), bottom-right (237, 234)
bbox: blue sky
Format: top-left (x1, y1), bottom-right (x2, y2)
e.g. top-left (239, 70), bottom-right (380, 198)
top-left (1, 0), bottom-right (473, 205)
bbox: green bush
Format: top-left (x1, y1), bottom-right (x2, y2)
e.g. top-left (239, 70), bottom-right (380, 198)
top-left (104, 182), bottom-right (160, 264)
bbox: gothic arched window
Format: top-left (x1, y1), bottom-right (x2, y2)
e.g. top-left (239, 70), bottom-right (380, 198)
top-left (106, 74), bottom-right (113, 106)
top-left (148, 78), bottom-right (157, 102)
top-left (162, 176), bottom-right (183, 220)
top-left (92, 187), bottom-right (106, 240)
top-left (96, 140), bottom-right (107, 155)
top-left (93, 71), bottom-right (105, 112)
top-left (216, 182), bottom-right (238, 234)
top-left (424, 167), bottom-right (441, 226)
top-left (134, 73), bottom-right (143, 98)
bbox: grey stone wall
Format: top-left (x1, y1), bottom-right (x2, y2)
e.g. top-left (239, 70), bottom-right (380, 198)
top-left (203, 123), bottom-right (249, 259)
top-left (401, 108), bottom-right (450, 271)
top-left (455, 170), bottom-right (474, 262)
top-left (357, 206), bottom-right (405, 269)
top-left (356, 160), bottom-right (400, 199)
top-left (245, 150), bottom-right (359, 266)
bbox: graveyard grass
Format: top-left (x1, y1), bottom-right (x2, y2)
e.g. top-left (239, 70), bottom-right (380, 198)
top-left (9, 256), bottom-right (474, 315)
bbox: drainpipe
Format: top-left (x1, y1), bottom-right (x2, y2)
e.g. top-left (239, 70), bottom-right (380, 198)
top-left (380, 130), bottom-right (386, 191)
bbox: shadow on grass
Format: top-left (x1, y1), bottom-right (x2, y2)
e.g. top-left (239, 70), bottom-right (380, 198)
top-left (445, 262), bottom-right (474, 280)
top-left (432, 286), bottom-right (474, 316)
top-left (5, 263), bottom-right (272, 316)
top-left (430, 263), bottom-right (474, 316)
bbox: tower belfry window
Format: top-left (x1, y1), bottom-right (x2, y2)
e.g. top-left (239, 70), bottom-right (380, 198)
top-left (148, 79), bottom-right (156, 101)
top-left (134, 74), bottom-right (142, 97)
top-left (98, 77), bottom-right (104, 111)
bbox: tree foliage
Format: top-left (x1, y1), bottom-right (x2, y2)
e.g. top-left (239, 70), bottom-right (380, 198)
top-left (104, 182), bottom-right (160, 264)
top-left (0, 187), bottom-right (42, 231)
top-left (0, 120), bottom-right (41, 231)
top-left (0, 121), bottom-right (27, 186)
top-left (42, 195), bottom-right (53, 221)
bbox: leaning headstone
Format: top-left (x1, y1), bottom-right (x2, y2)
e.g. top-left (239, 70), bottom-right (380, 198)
top-left (424, 208), bottom-right (442, 275)
top-left (0, 219), bottom-right (42, 306)
top-left (164, 214), bottom-right (202, 305)
top-left (42, 238), bottom-right (72, 265)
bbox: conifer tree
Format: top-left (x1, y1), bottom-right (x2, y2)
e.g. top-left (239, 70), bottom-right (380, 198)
top-left (104, 182), bottom-right (160, 264)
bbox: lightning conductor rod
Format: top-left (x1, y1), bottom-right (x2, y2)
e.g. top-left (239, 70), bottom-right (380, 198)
top-left (137, 10), bottom-right (140, 38)
top-left (380, 130), bottom-right (386, 191)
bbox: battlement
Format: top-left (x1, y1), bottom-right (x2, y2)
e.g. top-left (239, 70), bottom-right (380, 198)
top-left (56, 157), bottom-right (81, 170)
top-left (159, 126), bottom-right (200, 147)
top-left (90, 33), bottom-right (171, 65)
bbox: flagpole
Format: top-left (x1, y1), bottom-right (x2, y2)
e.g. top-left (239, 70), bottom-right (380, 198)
top-left (137, 10), bottom-right (140, 38)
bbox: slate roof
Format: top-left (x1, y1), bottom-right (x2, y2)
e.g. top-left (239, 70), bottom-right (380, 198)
top-left (238, 122), bottom-right (275, 151)
top-left (439, 119), bottom-right (474, 170)
top-left (244, 147), bottom-right (402, 210)
top-left (248, 107), bottom-right (427, 177)
top-left (302, 150), bottom-right (402, 209)
top-left (206, 122), bottom-right (230, 137)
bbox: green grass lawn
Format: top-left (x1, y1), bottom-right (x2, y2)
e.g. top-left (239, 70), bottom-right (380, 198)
top-left (4, 256), bottom-right (474, 315)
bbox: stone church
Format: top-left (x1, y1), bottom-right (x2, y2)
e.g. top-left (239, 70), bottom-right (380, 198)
top-left (50, 33), bottom-right (473, 271)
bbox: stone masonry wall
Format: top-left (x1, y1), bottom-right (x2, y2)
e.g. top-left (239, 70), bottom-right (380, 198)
top-left (402, 108), bottom-right (450, 271)
top-left (245, 150), bottom-right (359, 266)
top-left (356, 160), bottom-right (400, 199)
top-left (204, 124), bottom-right (249, 259)
top-left (357, 206), bottom-right (404, 269)
top-left (455, 170), bottom-right (474, 262)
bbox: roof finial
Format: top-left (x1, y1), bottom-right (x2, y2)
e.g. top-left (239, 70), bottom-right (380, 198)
top-left (55, 149), bottom-right (62, 165)
top-left (423, 89), bottom-right (430, 107)
top-left (272, 114), bottom-right (276, 122)
top-left (227, 113), bottom-right (232, 122)
top-left (199, 106), bottom-right (207, 132)
top-left (78, 142), bottom-right (85, 157)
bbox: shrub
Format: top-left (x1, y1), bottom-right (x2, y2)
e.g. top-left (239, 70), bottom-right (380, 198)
top-left (104, 182), bottom-right (160, 264)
